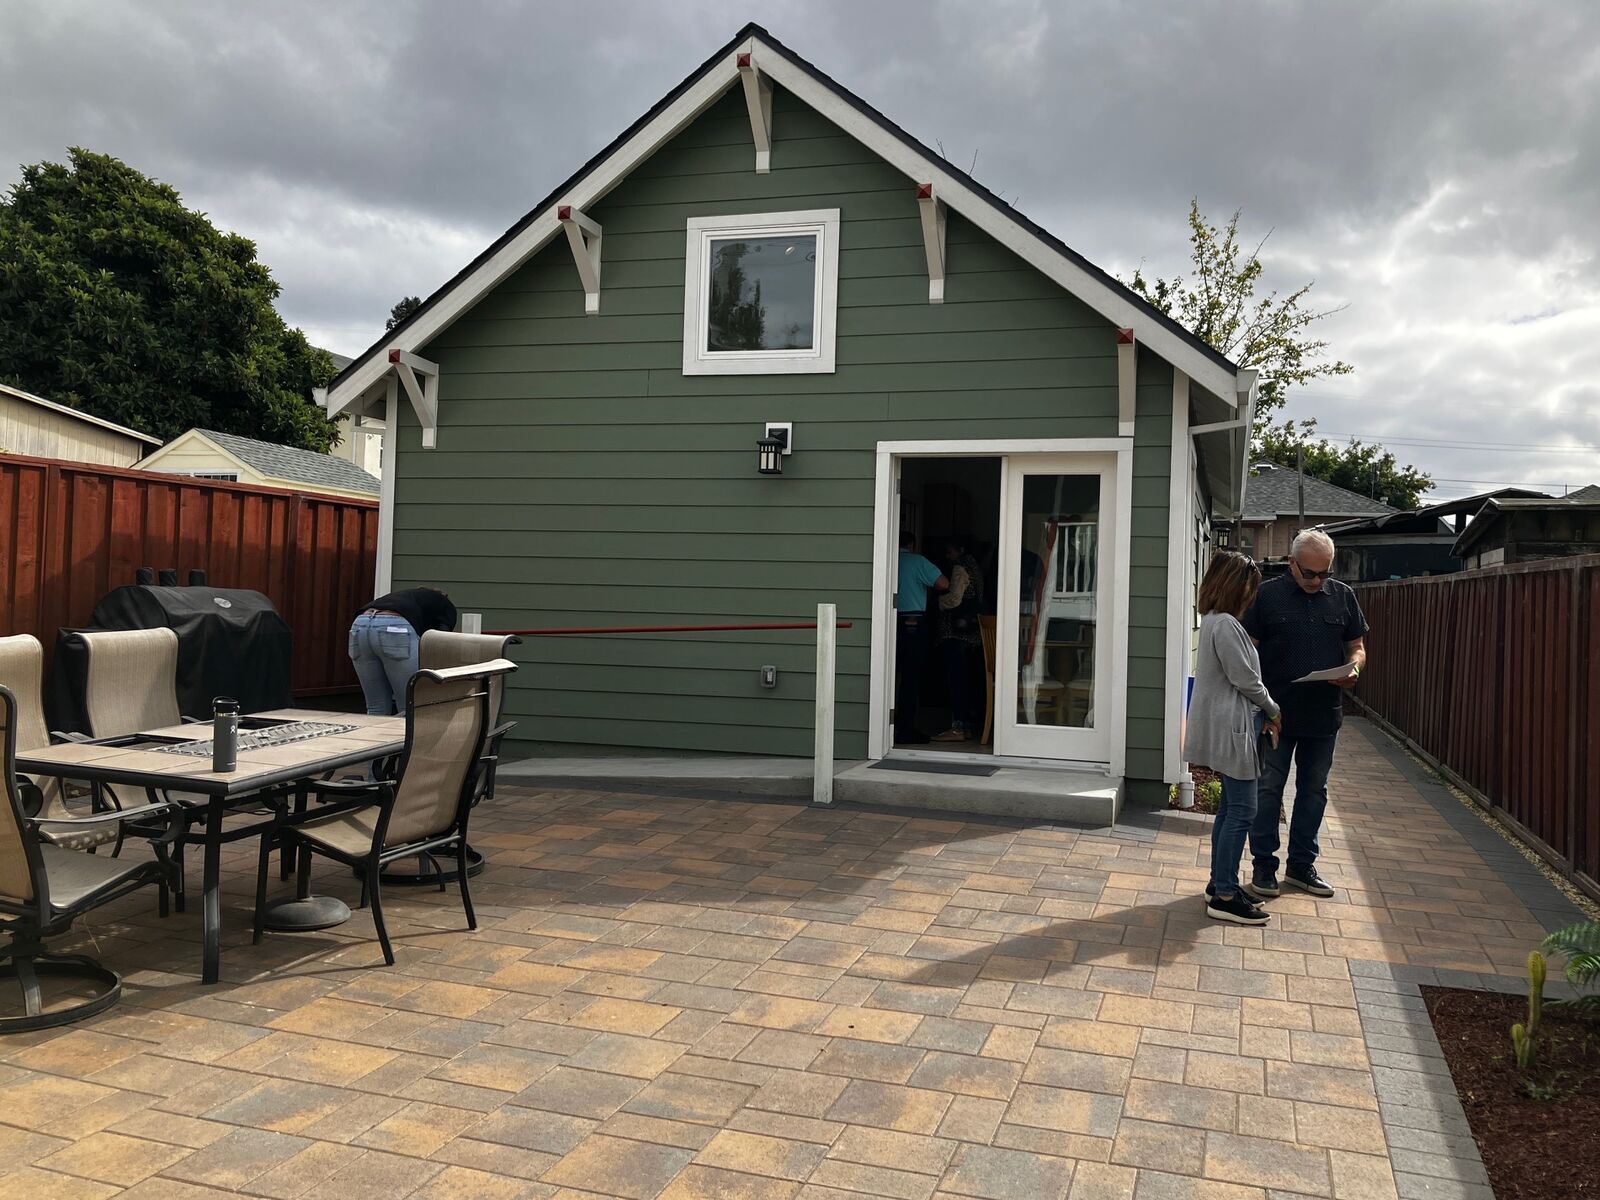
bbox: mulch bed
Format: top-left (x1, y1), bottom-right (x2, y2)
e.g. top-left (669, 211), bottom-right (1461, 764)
top-left (1423, 986), bottom-right (1600, 1199)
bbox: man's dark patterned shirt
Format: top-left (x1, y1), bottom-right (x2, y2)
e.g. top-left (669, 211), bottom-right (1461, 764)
top-left (1242, 574), bottom-right (1369, 736)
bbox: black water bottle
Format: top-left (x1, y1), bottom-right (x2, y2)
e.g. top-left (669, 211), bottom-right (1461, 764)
top-left (212, 697), bottom-right (239, 773)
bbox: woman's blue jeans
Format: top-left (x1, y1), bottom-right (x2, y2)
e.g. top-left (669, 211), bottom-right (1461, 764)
top-left (349, 612), bottom-right (419, 716)
top-left (1209, 773), bottom-right (1259, 897)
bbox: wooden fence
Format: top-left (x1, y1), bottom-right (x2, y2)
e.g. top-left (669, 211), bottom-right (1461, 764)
top-left (0, 452), bottom-right (379, 695)
top-left (1353, 554), bottom-right (1600, 899)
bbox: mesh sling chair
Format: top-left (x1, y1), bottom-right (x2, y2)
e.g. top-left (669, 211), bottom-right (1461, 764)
top-left (368, 630), bottom-right (522, 885)
top-left (253, 659), bottom-right (517, 966)
top-left (70, 629), bottom-right (285, 905)
top-left (0, 634), bottom-right (124, 854)
top-left (0, 683), bottom-right (180, 1031)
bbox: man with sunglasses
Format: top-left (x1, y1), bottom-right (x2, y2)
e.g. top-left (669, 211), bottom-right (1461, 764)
top-left (1240, 529), bottom-right (1368, 900)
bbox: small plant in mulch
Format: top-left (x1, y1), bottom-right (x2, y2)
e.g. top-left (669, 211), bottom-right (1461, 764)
top-left (1166, 765), bottom-right (1284, 820)
top-left (1423, 920), bottom-right (1600, 1200)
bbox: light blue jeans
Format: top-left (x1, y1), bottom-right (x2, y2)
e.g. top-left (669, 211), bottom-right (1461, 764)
top-left (349, 612), bottom-right (419, 716)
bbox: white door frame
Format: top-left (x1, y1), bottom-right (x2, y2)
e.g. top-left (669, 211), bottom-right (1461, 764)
top-left (868, 437), bottom-right (1134, 776)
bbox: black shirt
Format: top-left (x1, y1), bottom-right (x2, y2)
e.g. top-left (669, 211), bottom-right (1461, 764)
top-left (365, 588), bottom-right (457, 636)
top-left (1241, 574), bottom-right (1368, 736)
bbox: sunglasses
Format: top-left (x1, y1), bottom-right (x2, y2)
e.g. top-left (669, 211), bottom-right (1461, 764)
top-left (1294, 561), bottom-right (1334, 581)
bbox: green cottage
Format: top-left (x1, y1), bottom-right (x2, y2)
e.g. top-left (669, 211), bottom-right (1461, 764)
top-left (322, 24), bottom-right (1255, 816)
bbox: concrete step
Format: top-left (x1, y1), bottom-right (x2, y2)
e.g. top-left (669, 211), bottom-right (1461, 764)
top-left (833, 762), bottom-right (1120, 825)
top-left (498, 755), bottom-right (1121, 825)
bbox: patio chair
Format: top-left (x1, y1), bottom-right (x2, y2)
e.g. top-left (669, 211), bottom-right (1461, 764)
top-left (253, 659), bottom-right (517, 966)
top-left (71, 629), bottom-right (284, 904)
top-left (0, 634), bottom-right (124, 854)
top-left (0, 683), bottom-right (180, 1031)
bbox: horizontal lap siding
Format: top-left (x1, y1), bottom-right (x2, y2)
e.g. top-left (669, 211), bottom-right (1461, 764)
top-left (391, 87), bottom-right (1173, 769)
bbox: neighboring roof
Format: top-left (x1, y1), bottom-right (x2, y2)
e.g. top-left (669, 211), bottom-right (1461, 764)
top-left (184, 429), bottom-right (380, 495)
top-left (0, 382), bottom-right (162, 446)
top-left (1452, 495), bottom-right (1600, 558)
top-left (324, 350), bottom-right (354, 372)
top-left (1567, 484), bottom-right (1600, 502)
top-left (1242, 465), bottom-right (1395, 523)
top-left (1318, 488), bottom-right (1548, 539)
top-left (326, 23), bottom-right (1244, 419)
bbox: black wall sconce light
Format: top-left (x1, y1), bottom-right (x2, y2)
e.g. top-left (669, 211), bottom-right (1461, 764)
top-left (758, 422), bottom-right (792, 475)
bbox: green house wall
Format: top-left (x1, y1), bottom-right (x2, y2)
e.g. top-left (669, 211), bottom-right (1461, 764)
top-left (389, 86), bottom-right (1177, 785)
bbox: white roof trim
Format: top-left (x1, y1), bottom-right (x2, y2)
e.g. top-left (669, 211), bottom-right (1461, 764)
top-left (327, 30), bottom-right (1239, 416)
top-left (0, 383), bottom-right (162, 445)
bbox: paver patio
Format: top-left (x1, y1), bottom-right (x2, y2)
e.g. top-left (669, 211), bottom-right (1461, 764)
top-left (0, 717), bottom-right (1576, 1199)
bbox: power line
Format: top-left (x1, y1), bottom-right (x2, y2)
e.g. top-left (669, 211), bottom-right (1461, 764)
top-left (1316, 432), bottom-right (1600, 456)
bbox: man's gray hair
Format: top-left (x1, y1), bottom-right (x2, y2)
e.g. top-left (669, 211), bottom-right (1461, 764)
top-left (1291, 529), bottom-right (1335, 559)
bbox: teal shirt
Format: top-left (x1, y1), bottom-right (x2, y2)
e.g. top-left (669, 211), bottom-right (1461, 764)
top-left (897, 550), bottom-right (944, 612)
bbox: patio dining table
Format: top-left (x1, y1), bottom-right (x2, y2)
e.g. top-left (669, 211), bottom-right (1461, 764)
top-left (16, 708), bottom-right (406, 984)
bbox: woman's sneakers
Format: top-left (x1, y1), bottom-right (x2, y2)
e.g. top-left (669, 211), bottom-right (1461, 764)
top-left (1206, 890), bottom-right (1270, 925)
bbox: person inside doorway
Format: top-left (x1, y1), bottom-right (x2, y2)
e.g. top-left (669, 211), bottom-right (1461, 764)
top-left (895, 533), bottom-right (947, 744)
top-left (934, 537), bottom-right (984, 742)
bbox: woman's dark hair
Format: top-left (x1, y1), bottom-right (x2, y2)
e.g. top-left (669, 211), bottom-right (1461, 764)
top-left (1197, 550), bottom-right (1262, 618)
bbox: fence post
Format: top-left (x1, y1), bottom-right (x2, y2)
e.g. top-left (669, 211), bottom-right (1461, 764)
top-left (813, 603), bottom-right (837, 806)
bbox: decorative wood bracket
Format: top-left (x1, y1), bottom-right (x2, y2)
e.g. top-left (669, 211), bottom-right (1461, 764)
top-left (916, 183), bottom-right (947, 304)
top-left (558, 205), bottom-right (602, 315)
top-left (1116, 328), bottom-right (1136, 437)
top-left (737, 51), bottom-right (773, 174)
top-left (388, 348), bottom-right (440, 448)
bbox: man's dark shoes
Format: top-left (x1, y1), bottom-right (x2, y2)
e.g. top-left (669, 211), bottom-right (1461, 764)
top-left (1243, 868), bottom-right (1279, 901)
top-left (1207, 891), bottom-right (1269, 925)
top-left (1284, 865), bottom-right (1335, 897)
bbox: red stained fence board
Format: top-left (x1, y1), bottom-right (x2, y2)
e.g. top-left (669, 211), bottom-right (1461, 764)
top-left (0, 452), bottom-right (377, 696)
top-left (1354, 555), bottom-right (1600, 894)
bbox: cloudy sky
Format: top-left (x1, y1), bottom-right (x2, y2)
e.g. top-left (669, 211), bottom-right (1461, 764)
top-left (4, 0), bottom-right (1597, 499)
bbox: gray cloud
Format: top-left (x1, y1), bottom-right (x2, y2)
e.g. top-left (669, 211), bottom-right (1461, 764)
top-left (2, 0), bottom-right (1596, 495)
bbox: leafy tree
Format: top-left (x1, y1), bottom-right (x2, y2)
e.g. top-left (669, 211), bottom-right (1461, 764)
top-left (386, 295), bottom-right (422, 331)
top-left (0, 147), bottom-right (337, 450)
top-left (1128, 200), bottom-right (1431, 508)
top-left (1256, 419), bottom-right (1432, 510)
top-left (1127, 201), bottom-right (1352, 425)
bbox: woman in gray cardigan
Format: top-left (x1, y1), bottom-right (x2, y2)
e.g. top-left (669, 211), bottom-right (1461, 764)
top-left (1188, 552), bottom-right (1282, 924)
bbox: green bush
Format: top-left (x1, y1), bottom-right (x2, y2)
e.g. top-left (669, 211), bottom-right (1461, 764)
top-left (1541, 920), bottom-right (1600, 1015)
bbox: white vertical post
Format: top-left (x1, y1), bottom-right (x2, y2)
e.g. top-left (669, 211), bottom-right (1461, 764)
top-left (462, 612), bottom-right (483, 635)
top-left (813, 602), bottom-right (837, 806)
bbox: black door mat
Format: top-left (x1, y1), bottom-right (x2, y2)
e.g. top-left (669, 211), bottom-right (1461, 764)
top-left (870, 759), bottom-right (998, 778)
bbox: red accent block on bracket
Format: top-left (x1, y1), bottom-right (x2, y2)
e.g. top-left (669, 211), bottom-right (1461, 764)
top-left (557, 205), bottom-right (572, 221)
top-left (736, 52), bottom-right (752, 69)
top-left (915, 183), bottom-right (934, 200)
top-left (387, 348), bottom-right (402, 363)
top-left (1115, 328), bottom-right (1136, 345)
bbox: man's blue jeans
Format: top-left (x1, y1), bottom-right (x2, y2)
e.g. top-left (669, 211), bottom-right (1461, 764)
top-left (348, 612), bottom-right (419, 716)
top-left (1250, 729), bottom-right (1337, 873)
top-left (1209, 774), bottom-right (1258, 896)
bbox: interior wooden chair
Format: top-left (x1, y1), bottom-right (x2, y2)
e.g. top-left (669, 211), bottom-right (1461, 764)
top-left (253, 659), bottom-right (516, 966)
top-left (0, 634), bottom-right (124, 854)
top-left (0, 683), bottom-right (179, 1031)
top-left (978, 616), bottom-right (997, 746)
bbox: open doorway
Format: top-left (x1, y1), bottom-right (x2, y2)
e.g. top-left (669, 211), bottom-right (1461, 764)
top-left (893, 457), bottom-right (1001, 752)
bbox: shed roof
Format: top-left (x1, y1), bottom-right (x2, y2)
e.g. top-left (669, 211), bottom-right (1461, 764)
top-left (0, 382), bottom-right (162, 446)
top-left (1452, 495), bottom-right (1600, 558)
top-left (192, 429), bottom-right (380, 495)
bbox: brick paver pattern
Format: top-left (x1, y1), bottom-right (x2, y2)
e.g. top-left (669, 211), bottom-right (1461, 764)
top-left (0, 722), bottom-right (1548, 1198)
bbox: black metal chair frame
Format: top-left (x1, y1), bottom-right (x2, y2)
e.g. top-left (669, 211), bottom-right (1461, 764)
top-left (253, 666), bottom-right (501, 966)
top-left (0, 686), bottom-right (182, 1033)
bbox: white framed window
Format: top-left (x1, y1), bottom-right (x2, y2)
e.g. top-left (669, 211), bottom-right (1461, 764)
top-left (682, 209), bottom-right (840, 375)
top-left (178, 470), bottom-right (240, 482)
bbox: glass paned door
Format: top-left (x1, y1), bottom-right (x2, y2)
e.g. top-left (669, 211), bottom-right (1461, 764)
top-left (995, 455), bottom-right (1116, 762)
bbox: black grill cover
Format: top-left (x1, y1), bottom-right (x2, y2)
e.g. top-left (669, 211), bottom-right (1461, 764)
top-left (60, 586), bottom-right (294, 725)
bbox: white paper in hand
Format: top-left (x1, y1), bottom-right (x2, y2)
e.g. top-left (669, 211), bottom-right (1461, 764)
top-left (1292, 661), bottom-right (1358, 684)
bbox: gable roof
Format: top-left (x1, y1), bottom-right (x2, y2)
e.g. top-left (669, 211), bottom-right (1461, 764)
top-left (1452, 495), bottom-right (1600, 558)
top-left (1242, 465), bottom-right (1395, 523)
top-left (325, 23), bottom-right (1244, 420)
top-left (191, 429), bottom-right (380, 495)
top-left (0, 382), bottom-right (162, 446)
top-left (1567, 484), bottom-right (1600, 502)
